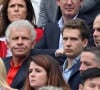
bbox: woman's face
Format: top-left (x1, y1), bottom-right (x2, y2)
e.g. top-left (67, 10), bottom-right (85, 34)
top-left (29, 62), bottom-right (48, 89)
top-left (7, 0), bottom-right (27, 22)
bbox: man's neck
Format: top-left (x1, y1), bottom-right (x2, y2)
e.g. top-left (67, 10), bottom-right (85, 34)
top-left (67, 58), bottom-right (74, 69)
top-left (12, 56), bottom-right (28, 66)
top-left (62, 14), bottom-right (78, 24)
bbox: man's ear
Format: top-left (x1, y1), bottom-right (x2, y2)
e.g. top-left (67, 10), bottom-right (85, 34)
top-left (31, 40), bottom-right (36, 49)
top-left (80, 0), bottom-right (84, 7)
top-left (82, 39), bottom-right (88, 48)
top-left (6, 40), bottom-right (10, 49)
top-left (79, 84), bottom-right (83, 90)
top-left (56, 0), bottom-right (60, 6)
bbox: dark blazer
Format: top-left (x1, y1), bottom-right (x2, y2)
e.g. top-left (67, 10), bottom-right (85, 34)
top-left (68, 60), bottom-right (81, 90)
top-left (61, 59), bottom-right (81, 90)
top-left (3, 57), bottom-right (29, 89)
top-left (33, 22), bottom-right (60, 57)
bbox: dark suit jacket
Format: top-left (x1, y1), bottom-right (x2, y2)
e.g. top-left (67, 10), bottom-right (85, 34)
top-left (61, 59), bottom-right (81, 90)
top-left (3, 57), bottom-right (29, 89)
top-left (68, 60), bottom-right (81, 90)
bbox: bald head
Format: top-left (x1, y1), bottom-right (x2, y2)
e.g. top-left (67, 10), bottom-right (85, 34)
top-left (93, 14), bottom-right (100, 46)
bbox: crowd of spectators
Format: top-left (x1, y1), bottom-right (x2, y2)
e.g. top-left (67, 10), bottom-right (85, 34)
top-left (0, 0), bottom-right (100, 90)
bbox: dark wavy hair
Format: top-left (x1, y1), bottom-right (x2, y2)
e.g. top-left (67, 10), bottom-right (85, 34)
top-left (0, 0), bottom-right (36, 37)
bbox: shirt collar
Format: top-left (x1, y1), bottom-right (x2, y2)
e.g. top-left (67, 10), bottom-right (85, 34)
top-left (57, 14), bottom-right (78, 31)
top-left (58, 17), bottom-right (64, 30)
top-left (63, 55), bottom-right (80, 71)
top-left (10, 59), bottom-right (23, 68)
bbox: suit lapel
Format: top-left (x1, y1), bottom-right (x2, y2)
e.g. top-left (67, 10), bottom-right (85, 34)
top-left (68, 60), bottom-right (80, 81)
top-left (47, 22), bottom-right (60, 48)
top-left (11, 59), bottom-right (28, 88)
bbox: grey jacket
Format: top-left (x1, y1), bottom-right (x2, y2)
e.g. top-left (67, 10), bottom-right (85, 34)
top-left (37, 0), bottom-right (59, 27)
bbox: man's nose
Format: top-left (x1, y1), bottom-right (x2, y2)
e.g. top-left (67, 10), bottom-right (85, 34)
top-left (79, 64), bottom-right (85, 73)
top-left (14, 5), bottom-right (19, 11)
top-left (67, 0), bottom-right (73, 4)
top-left (93, 30), bottom-right (98, 37)
top-left (66, 39), bottom-right (71, 46)
top-left (17, 38), bottom-right (23, 44)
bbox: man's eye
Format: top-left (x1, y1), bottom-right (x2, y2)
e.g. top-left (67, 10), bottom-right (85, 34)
top-left (84, 62), bottom-right (91, 66)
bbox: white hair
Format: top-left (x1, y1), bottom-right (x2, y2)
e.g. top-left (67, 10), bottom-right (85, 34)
top-left (38, 86), bottom-right (64, 90)
top-left (5, 20), bottom-right (36, 41)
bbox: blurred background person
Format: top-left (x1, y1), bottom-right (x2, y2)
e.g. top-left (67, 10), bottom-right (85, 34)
top-left (23, 55), bottom-right (70, 90)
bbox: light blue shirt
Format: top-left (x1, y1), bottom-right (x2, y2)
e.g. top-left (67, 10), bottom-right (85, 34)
top-left (58, 17), bottom-right (64, 49)
top-left (62, 56), bottom-right (80, 82)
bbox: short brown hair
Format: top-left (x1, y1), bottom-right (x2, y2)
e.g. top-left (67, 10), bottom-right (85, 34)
top-left (62, 18), bottom-right (90, 40)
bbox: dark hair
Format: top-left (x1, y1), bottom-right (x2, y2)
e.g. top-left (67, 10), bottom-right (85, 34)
top-left (81, 68), bottom-right (100, 85)
top-left (62, 18), bottom-right (90, 40)
top-left (83, 46), bottom-right (100, 60)
top-left (24, 55), bottom-right (70, 90)
top-left (0, 0), bottom-right (36, 36)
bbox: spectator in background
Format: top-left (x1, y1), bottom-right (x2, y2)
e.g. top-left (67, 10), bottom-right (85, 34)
top-left (38, 0), bottom-right (100, 29)
top-left (93, 14), bottom-right (100, 47)
top-left (23, 55), bottom-right (71, 90)
top-left (0, 58), bottom-right (18, 90)
top-left (0, 0), bottom-right (44, 58)
top-left (79, 68), bottom-right (100, 90)
top-left (3, 20), bottom-right (36, 89)
top-left (62, 19), bottom-right (89, 90)
top-left (79, 46), bottom-right (100, 73)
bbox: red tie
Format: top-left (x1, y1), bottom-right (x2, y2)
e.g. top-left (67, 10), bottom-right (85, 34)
top-left (0, 41), bottom-right (7, 58)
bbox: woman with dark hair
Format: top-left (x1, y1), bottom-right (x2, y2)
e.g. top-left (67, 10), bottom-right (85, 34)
top-left (0, 0), bottom-right (44, 58)
top-left (23, 55), bottom-right (71, 90)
